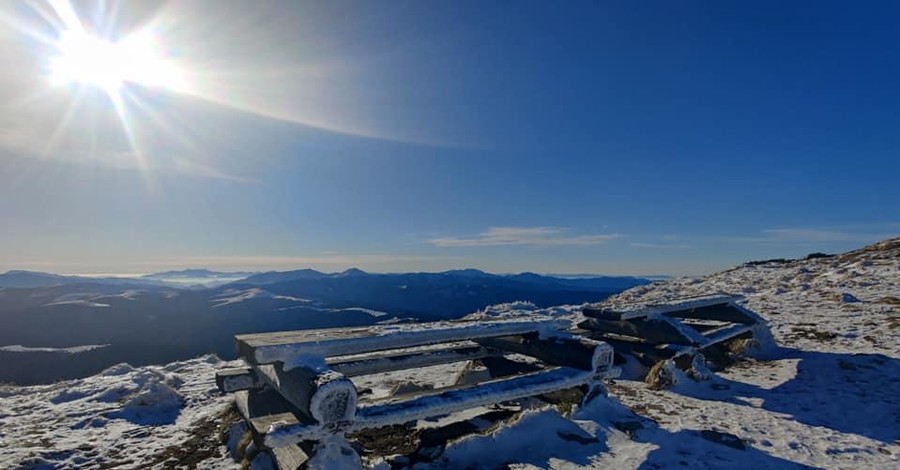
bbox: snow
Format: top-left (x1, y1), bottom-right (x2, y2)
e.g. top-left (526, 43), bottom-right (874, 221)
top-left (0, 355), bottom-right (241, 469)
top-left (0, 343), bottom-right (109, 354)
top-left (337, 307), bottom-right (390, 318)
top-left (1, 238), bottom-right (898, 469)
top-left (210, 288), bottom-right (310, 307)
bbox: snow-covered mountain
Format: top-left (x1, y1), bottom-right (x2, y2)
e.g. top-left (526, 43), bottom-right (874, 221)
top-left (1, 238), bottom-right (897, 469)
top-left (0, 269), bottom-right (643, 385)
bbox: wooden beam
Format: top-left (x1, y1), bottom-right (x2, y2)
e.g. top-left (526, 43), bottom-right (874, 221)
top-left (584, 295), bottom-right (744, 321)
top-left (700, 323), bottom-right (755, 347)
top-left (662, 304), bottom-right (758, 324)
top-left (474, 334), bottom-right (609, 372)
top-left (578, 317), bottom-right (704, 345)
top-left (233, 389), bottom-right (309, 436)
top-left (265, 366), bottom-right (594, 447)
top-left (254, 363), bottom-right (358, 424)
top-left (270, 445), bottom-right (309, 470)
top-left (328, 346), bottom-right (496, 377)
top-left (215, 367), bottom-right (261, 393)
top-left (236, 319), bottom-right (569, 366)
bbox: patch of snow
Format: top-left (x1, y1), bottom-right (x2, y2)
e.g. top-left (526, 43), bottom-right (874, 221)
top-left (0, 355), bottom-right (242, 469)
top-left (0, 343), bottom-right (109, 354)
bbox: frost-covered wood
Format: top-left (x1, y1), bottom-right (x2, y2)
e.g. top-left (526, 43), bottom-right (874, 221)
top-left (215, 367), bottom-right (261, 393)
top-left (264, 366), bottom-right (595, 447)
top-left (474, 333), bottom-right (613, 373)
top-left (579, 294), bottom-right (772, 379)
top-left (237, 319), bottom-right (570, 366)
top-left (223, 318), bottom-right (617, 465)
top-left (328, 345), bottom-right (496, 377)
top-left (255, 362), bottom-right (358, 424)
top-left (234, 389), bottom-right (312, 435)
top-left (584, 294), bottom-right (745, 321)
top-left (577, 317), bottom-right (705, 345)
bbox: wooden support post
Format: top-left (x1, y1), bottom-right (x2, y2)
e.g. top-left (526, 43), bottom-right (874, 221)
top-left (255, 362), bottom-right (358, 425)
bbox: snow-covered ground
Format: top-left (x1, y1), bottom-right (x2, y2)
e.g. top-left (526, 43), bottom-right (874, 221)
top-left (1, 239), bottom-right (898, 469)
top-left (0, 356), bottom-right (241, 469)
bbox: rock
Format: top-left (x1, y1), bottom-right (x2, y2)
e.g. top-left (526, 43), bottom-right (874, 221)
top-left (840, 293), bottom-right (860, 303)
top-left (700, 430), bottom-right (746, 450)
top-left (613, 420), bottom-right (645, 437)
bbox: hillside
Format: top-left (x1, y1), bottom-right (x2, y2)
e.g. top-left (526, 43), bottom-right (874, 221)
top-left (1, 238), bottom-right (897, 469)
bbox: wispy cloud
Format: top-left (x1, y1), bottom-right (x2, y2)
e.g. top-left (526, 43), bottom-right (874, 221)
top-left (630, 242), bottom-right (690, 249)
top-left (179, 254), bottom-right (449, 266)
top-left (430, 227), bottom-right (621, 247)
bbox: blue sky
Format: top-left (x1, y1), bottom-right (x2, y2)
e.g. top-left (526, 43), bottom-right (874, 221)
top-left (0, 0), bottom-right (898, 276)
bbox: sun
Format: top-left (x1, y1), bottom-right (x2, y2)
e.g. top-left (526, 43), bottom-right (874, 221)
top-left (50, 29), bottom-right (185, 95)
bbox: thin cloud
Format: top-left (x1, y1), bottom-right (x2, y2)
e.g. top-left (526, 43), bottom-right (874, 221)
top-left (180, 254), bottom-right (449, 266)
top-left (630, 242), bottom-right (690, 249)
top-left (430, 227), bottom-right (621, 247)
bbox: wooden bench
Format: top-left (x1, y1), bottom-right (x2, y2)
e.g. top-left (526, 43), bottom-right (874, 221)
top-left (579, 294), bottom-right (769, 380)
top-left (217, 319), bottom-right (617, 469)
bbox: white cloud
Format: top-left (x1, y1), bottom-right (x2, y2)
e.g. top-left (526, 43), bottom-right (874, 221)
top-left (430, 227), bottom-right (621, 247)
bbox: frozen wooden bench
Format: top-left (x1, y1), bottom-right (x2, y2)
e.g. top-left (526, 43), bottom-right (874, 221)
top-left (217, 319), bottom-right (616, 468)
top-left (578, 294), bottom-right (769, 382)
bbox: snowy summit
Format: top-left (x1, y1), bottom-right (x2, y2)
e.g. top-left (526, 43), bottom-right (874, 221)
top-left (1, 238), bottom-right (897, 469)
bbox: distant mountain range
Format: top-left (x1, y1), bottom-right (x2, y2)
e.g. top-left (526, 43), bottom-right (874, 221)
top-left (0, 268), bottom-right (650, 384)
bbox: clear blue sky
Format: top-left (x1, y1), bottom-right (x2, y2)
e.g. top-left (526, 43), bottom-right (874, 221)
top-left (0, 0), bottom-right (897, 276)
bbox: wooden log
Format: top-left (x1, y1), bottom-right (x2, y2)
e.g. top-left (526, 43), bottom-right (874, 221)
top-left (216, 367), bottom-right (261, 393)
top-left (578, 317), bottom-right (704, 345)
top-left (328, 346), bottom-right (496, 377)
top-left (265, 366), bottom-right (595, 447)
top-left (255, 362), bottom-right (358, 424)
top-left (474, 334), bottom-right (613, 373)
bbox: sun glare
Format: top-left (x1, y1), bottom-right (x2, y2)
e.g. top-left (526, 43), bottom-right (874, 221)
top-left (50, 29), bottom-right (185, 94)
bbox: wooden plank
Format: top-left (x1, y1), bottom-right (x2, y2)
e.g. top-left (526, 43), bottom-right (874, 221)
top-left (474, 334), bottom-right (606, 372)
top-left (216, 367), bottom-right (260, 393)
top-left (270, 445), bottom-right (309, 470)
top-left (586, 295), bottom-right (743, 321)
top-left (328, 346), bottom-right (496, 377)
top-left (662, 304), bottom-right (758, 324)
top-left (233, 389), bottom-right (309, 436)
top-left (700, 323), bottom-right (755, 347)
top-left (254, 363), bottom-right (358, 424)
top-left (239, 319), bottom-right (569, 365)
top-left (581, 307), bottom-right (629, 321)
top-left (265, 366), bottom-right (594, 447)
top-left (578, 317), bottom-right (704, 345)
top-left (581, 334), bottom-right (695, 365)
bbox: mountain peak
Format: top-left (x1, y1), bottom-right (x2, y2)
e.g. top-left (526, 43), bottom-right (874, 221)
top-left (338, 267), bottom-right (368, 277)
